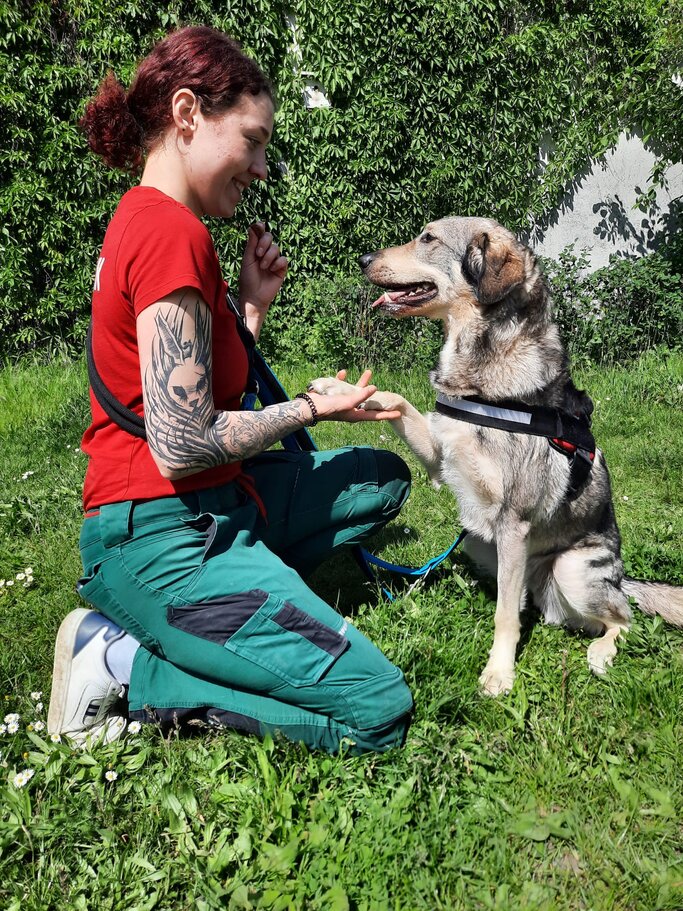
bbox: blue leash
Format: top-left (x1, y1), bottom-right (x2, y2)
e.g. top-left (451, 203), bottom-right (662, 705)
top-left (246, 350), bottom-right (467, 600)
top-left (357, 529), bottom-right (468, 601)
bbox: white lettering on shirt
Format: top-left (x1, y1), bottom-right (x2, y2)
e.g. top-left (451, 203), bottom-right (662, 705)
top-left (94, 256), bottom-right (106, 292)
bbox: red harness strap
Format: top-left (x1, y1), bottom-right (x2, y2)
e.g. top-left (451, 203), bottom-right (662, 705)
top-left (550, 437), bottom-right (596, 460)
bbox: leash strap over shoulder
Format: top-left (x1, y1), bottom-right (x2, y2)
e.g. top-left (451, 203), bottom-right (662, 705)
top-left (435, 392), bottom-right (596, 498)
top-left (86, 322), bottom-right (147, 439)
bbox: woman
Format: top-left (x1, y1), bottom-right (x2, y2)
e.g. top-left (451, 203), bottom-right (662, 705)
top-left (47, 26), bottom-right (413, 754)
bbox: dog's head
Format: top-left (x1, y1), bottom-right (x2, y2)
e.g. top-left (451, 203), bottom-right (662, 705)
top-left (360, 217), bottom-right (539, 319)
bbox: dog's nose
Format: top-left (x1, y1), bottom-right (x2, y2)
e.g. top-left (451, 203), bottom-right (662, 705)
top-left (358, 252), bottom-right (377, 271)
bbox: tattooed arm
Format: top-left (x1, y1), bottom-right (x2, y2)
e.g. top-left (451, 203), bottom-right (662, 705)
top-left (137, 290), bottom-right (398, 480)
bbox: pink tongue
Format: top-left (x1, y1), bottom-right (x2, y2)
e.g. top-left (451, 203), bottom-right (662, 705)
top-left (371, 290), bottom-right (406, 308)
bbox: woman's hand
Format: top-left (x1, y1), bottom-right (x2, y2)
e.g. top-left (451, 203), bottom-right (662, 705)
top-left (305, 370), bottom-right (402, 423)
top-left (239, 222), bottom-right (287, 339)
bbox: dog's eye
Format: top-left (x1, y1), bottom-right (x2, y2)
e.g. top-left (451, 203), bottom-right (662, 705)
top-left (420, 232), bottom-right (436, 244)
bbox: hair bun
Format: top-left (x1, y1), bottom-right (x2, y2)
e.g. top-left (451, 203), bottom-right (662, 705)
top-left (79, 71), bottom-right (145, 172)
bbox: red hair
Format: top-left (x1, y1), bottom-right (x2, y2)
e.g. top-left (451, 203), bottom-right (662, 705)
top-left (80, 26), bottom-right (273, 172)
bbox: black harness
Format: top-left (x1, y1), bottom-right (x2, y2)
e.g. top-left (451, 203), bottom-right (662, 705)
top-left (434, 392), bottom-right (596, 499)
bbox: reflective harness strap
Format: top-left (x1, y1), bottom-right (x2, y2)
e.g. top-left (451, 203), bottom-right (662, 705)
top-left (435, 392), bottom-right (596, 499)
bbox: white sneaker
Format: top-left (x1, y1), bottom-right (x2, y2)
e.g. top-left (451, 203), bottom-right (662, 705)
top-left (47, 608), bottom-right (128, 747)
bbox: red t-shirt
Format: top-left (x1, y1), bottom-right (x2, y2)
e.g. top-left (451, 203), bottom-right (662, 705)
top-left (82, 186), bottom-right (249, 511)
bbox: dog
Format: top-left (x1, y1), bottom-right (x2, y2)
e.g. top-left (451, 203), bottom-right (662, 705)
top-left (310, 216), bottom-right (683, 695)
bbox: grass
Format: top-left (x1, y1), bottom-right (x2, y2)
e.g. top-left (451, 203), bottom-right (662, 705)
top-left (0, 349), bottom-right (682, 911)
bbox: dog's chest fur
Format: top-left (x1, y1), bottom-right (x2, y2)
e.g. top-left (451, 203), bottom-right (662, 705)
top-left (428, 411), bottom-right (567, 541)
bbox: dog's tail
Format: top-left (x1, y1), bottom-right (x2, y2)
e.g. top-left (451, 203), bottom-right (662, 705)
top-left (623, 578), bottom-right (683, 627)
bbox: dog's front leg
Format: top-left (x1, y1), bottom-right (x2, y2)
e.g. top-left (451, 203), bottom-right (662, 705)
top-left (308, 377), bottom-right (442, 482)
top-left (479, 518), bottom-right (530, 696)
top-left (387, 401), bottom-right (442, 484)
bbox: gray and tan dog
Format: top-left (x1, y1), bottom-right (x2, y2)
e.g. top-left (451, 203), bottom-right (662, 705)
top-left (311, 217), bottom-right (683, 695)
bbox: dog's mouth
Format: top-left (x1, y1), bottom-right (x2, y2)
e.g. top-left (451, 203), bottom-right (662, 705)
top-left (370, 283), bottom-right (438, 309)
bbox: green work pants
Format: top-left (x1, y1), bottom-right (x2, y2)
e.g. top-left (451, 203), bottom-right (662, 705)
top-left (78, 447), bottom-right (413, 754)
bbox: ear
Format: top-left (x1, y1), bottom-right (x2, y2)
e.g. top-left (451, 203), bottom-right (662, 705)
top-left (171, 88), bottom-right (200, 134)
top-left (464, 230), bottom-right (526, 305)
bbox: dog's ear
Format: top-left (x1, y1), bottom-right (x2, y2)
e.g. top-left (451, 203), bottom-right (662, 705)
top-left (464, 231), bottom-right (526, 305)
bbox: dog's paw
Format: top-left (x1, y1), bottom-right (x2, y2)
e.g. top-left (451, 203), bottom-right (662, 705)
top-left (308, 377), bottom-right (357, 396)
top-left (586, 639), bottom-right (616, 675)
top-left (479, 663), bottom-right (515, 696)
top-left (586, 626), bottom-right (625, 676)
top-left (362, 391), bottom-right (405, 412)
top-left (308, 378), bottom-right (405, 414)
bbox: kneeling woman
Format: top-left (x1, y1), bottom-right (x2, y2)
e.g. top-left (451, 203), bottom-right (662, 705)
top-left (47, 26), bottom-right (413, 754)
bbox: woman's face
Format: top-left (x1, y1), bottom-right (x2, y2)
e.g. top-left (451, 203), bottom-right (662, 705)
top-left (183, 91), bottom-right (274, 219)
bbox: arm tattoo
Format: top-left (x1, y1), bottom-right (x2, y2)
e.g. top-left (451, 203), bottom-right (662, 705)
top-left (144, 299), bottom-right (307, 473)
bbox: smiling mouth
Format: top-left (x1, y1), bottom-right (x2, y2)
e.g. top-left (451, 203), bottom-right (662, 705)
top-left (371, 283), bottom-right (438, 309)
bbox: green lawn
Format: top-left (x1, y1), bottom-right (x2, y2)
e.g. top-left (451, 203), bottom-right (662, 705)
top-left (0, 350), bottom-right (682, 911)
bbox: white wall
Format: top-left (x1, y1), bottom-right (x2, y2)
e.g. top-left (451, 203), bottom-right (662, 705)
top-left (525, 132), bottom-right (682, 270)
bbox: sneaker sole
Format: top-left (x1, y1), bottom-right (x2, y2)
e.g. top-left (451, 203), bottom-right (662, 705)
top-left (47, 607), bottom-right (94, 735)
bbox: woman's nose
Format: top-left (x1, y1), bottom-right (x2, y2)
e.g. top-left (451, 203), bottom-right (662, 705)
top-left (250, 149), bottom-right (268, 181)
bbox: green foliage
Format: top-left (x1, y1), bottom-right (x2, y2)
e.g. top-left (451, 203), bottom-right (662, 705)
top-left (545, 235), bottom-right (683, 367)
top-left (260, 271), bottom-right (443, 372)
top-left (1, 0), bottom-right (682, 359)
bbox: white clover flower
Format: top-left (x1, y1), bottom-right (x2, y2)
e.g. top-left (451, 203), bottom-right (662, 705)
top-left (623, 496), bottom-right (629, 501)
top-left (33, 720), bottom-right (45, 732)
top-left (6, 580), bottom-right (14, 587)
top-left (7, 722), bottom-right (19, 734)
top-left (128, 721), bottom-right (141, 735)
top-left (0, 725), bottom-right (6, 735)
top-left (26, 568), bottom-right (33, 575)
top-left (50, 733), bottom-right (62, 743)
top-left (0, 581), bottom-right (5, 588)
top-left (35, 702), bottom-right (43, 712)
top-left (30, 692), bottom-right (42, 702)
top-left (15, 573), bottom-right (26, 581)
top-left (13, 768), bottom-right (35, 788)
top-left (105, 770), bottom-right (118, 782)
top-left (21, 471), bottom-right (34, 480)
top-left (4, 713), bottom-right (19, 724)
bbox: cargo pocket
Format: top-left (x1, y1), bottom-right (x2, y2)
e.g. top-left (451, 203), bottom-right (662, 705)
top-left (168, 588), bottom-right (349, 687)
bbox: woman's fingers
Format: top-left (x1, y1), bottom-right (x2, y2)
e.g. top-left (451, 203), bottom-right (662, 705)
top-left (332, 368), bottom-right (373, 387)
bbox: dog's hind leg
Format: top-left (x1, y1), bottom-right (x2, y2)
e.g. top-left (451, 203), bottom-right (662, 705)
top-left (551, 548), bottom-right (631, 676)
top-left (479, 518), bottom-right (530, 696)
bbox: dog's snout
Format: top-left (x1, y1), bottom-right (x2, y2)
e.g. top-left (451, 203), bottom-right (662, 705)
top-left (358, 252), bottom-right (378, 271)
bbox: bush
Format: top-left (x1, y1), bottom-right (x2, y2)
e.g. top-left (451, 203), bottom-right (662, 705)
top-left (259, 271), bottom-right (443, 373)
top-left (544, 235), bottom-right (683, 366)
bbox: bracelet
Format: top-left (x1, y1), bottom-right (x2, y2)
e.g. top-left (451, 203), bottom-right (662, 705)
top-left (295, 392), bottom-right (319, 427)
